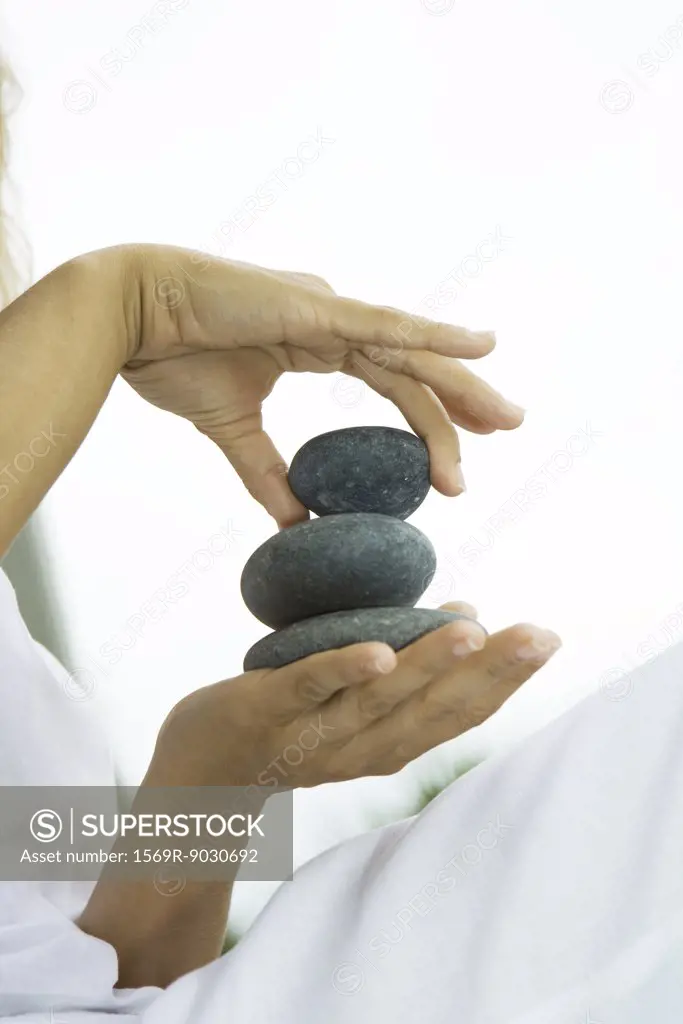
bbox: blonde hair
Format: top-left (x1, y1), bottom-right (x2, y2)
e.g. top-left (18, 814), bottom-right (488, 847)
top-left (0, 54), bottom-right (27, 307)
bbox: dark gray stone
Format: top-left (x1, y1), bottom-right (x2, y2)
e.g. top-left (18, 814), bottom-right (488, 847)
top-left (240, 513), bottom-right (436, 630)
top-left (244, 606), bottom-right (474, 671)
top-left (288, 426), bottom-right (430, 519)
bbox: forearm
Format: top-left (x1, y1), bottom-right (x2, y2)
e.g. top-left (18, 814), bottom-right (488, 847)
top-left (1, 249), bottom-right (234, 985)
top-left (0, 248), bottom-right (136, 555)
top-left (78, 873), bottom-right (233, 990)
top-left (76, 748), bottom-right (257, 988)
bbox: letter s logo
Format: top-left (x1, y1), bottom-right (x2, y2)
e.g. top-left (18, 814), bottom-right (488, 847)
top-left (30, 809), bottom-right (63, 843)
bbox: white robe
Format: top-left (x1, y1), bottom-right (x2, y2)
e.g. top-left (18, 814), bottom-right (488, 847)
top-left (0, 566), bottom-right (681, 1023)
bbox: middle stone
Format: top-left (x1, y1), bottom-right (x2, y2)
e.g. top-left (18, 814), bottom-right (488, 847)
top-left (240, 513), bottom-right (436, 630)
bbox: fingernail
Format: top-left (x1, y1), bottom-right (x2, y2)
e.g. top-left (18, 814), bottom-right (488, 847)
top-left (515, 631), bottom-right (562, 661)
top-left (467, 329), bottom-right (496, 343)
top-left (369, 651), bottom-right (396, 674)
top-left (452, 633), bottom-right (485, 656)
top-left (482, 398), bottom-right (525, 423)
top-left (453, 464), bottom-right (466, 493)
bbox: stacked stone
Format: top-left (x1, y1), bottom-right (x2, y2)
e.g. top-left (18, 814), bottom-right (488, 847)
top-left (241, 426), bottom-right (469, 671)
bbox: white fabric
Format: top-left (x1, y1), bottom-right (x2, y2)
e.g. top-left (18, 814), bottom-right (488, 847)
top-left (0, 565), bottom-right (682, 1022)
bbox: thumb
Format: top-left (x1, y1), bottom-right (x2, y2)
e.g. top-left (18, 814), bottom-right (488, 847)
top-left (207, 422), bottom-right (308, 530)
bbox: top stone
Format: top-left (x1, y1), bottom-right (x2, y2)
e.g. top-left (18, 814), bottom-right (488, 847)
top-left (288, 426), bottom-right (431, 519)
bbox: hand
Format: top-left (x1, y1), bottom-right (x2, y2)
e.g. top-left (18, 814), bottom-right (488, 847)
top-left (82, 602), bottom-right (560, 989)
top-left (148, 605), bottom-right (561, 790)
top-left (120, 245), bottom-right (525, 527)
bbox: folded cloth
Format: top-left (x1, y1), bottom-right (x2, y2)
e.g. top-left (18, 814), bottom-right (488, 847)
top-left (1, 566), bottom-right (682, 1023)
top-left (148, 637), bottom-right (683, 1024)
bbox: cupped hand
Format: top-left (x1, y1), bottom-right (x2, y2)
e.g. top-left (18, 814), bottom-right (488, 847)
top-left (150, 604), bottom-right (561, 790)
top-left (120, 246), bottom-right (524, 527)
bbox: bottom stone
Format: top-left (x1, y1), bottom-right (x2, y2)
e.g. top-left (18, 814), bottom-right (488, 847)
top-left (243, 606), bottom-right (476, 672)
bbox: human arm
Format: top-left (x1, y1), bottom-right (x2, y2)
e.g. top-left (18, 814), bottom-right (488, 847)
top-left (0, 242), bottom-right (535, 986)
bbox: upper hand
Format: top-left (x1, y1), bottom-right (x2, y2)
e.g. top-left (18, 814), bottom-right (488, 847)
top-left (119, 245), bottom-right (524, 527)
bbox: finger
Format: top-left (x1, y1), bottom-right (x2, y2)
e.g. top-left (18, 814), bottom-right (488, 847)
top-left (439, 600), bottom-right (478, 619)
top-left (346, 354), bottom-right (464, 495)
top-left (210, 423), bottom-right (308, 529)
top-left (361, 348), bottom-right (525, 432)
top-left (339, 617), bottom-right (486, 726)
top-left (352, 348), bottom-right (515, 436)
top-left (326, 294), bottom-right (497, 359)
top-left (424, 622), bottom-right (562, 712)
top-left (349, 624), bottom-right (561, 770)
top-left (251, 641), bottom-right (398, 722)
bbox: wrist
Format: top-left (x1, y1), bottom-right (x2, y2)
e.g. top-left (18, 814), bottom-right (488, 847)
top-left (116, 242), bottom-right (192, 365)
top-left (143, 744), bottom-right (267, 802)
top-left (67, 244), bottom-right (143, 366)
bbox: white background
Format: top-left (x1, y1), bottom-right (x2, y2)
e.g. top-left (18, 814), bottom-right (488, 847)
top-left (3, 0), bottom-right (683, 930)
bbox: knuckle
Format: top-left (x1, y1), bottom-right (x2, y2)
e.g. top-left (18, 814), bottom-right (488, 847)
top-left (265, 460), bottom-right (290, 481)
top-left (484, 653), bottom-right (515, 680)
top-left (443, 696), bottom-right (472, 734)
top-left (310, 274), bottom-right (332, 290)
top-left (467, 699), bottom-right (494, 729)
top-left (505, 664), bottom-right (531, 688)
top-left (295, 271), bottom-right (333, 292)
top-left (356, 688), bottom-right (392, 722)
top-left (419, 694), bottom-right (453, 725)
top-left (293, 669), bottom-right (327, 707)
